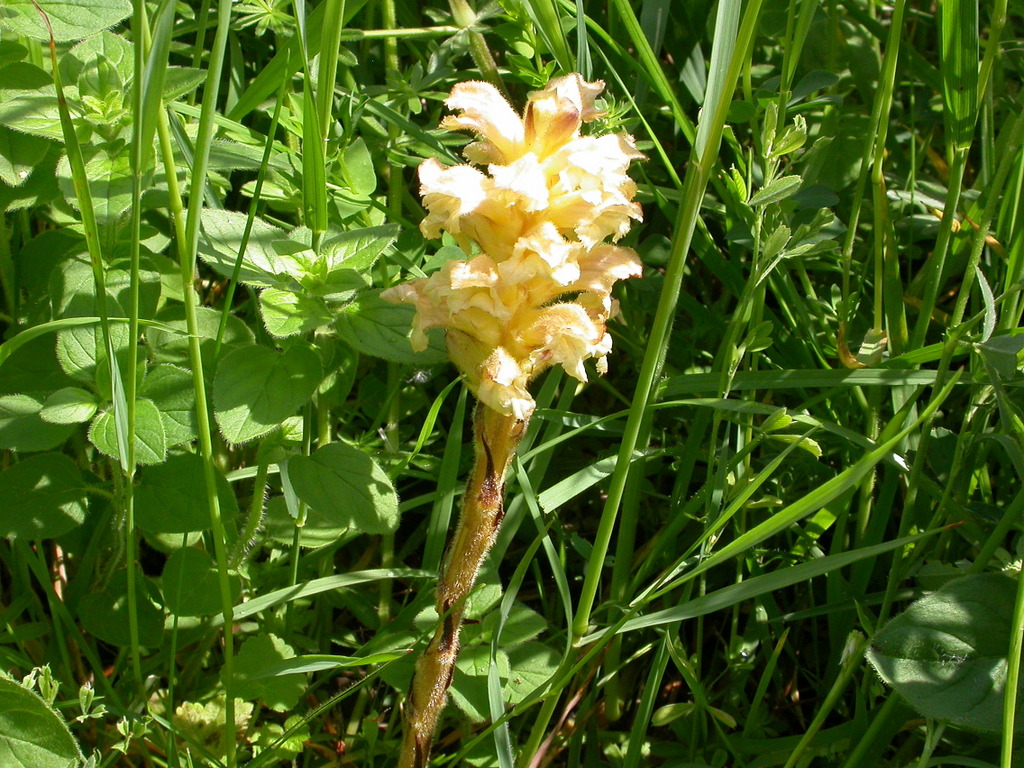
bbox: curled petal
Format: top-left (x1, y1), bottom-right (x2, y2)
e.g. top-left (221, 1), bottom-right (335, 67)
top-left (442, 81), bottom-right (524, 164)
top-left (488, 154), bottom-right (549, 212)
top-left (418, 160), bottom-right (489, 239)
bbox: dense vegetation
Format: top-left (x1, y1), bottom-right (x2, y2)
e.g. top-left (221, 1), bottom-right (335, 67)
top-left (0, 0), bottom-right (1020, 766)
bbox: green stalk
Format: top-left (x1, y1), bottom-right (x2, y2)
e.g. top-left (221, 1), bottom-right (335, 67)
top-left (572, 0), bottom-right (761, 641)
top-left (782, 632), bottom-right (868, 768)
top-left (909, 147), bottom-right (969, 349)
top-left (174, 0), bottom-right (239, 760)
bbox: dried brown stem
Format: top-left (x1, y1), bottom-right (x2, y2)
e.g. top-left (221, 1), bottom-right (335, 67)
top-left (399, 403), bottom-right (527, 768)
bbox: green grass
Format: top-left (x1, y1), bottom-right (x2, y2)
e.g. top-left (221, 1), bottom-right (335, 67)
top-left (0, 0), bottom-right (1022, 766)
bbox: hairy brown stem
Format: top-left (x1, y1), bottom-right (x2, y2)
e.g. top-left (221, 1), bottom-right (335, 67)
top-left (399, 403), bottom-right (527, 768)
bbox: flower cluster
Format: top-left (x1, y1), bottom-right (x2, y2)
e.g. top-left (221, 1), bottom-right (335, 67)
top-left (384, 74), bottom-right (643, 420)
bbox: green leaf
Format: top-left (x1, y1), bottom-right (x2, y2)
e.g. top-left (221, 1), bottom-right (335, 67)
top-left (262, 495), bottom-right (347, 549)
top-left (89, 398), bottom-right (167, 466)
top-left (59, 30), bottom-right (132, 88)
top-left (505, 641), bottom-right (561, 706)
top-left (40, 387), bottom-right (98, 424)
top-left (198, 209), bottom-right (290, 287)
top-left (0, 88), bottom-right (64, 142)
top-left (77, 569), bottom-right (163, 647)
top-left (339, 137), bottom-right (376, 198)
top-left (335, 292), bottom-right (447, 365)
top-left (0, 126), bottom-right (51, 187)
top-left (0, 394), bottom-right (76, 451)
top-left (57, 148), bottom-right (134, 224)
top-left (323, 223), bottom-right (399, 272)
top-left (287, 441), bottom-right (399, 534)
top-left (449, 643), bottom-right (510, 723)
top-left (213, 343), bottom-right (323, 443)
top-left (135, 452), bottom-right (238, 534)
top-left (866, 573), bottom-right (1022, 732)
top-left (147, 305), bottom-right (255, 368)
top-left (748, 174), bottom-right (802, 207)
top-left (139, 364), bottom-right (198, 446)
top-left (0, 675), bottom-right (84, 768)
top-left (0, 0), bottom-right (131, 42)
top-left (259, 288), bottom-right (333, 338)
top-left (162, 547), bottom-right (240, 617)
top-left (0, 453), bottom-right (86, 539)
top-left (230, 634), bottom-right (305, 712)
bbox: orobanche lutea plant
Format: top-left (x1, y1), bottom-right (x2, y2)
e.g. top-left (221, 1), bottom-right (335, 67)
top-left (383, 73), bottom-right (644, 768)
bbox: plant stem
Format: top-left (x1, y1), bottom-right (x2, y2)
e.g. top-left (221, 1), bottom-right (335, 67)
top-left (400, 403), bottom-right (527, 768)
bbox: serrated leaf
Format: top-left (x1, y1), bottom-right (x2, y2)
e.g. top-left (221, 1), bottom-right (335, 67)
top-left (0, 0), bottom-right (131, 42)
top-left (323, 224), bottom-right (400, 272)
top-left (866, 573), bottom-right (1023, 733)
top-left (259, 288), bottom-right (333, 338)
top-left (0, 394), bottom-right (76, 451)
top-left (0, 676), bottom-right (84, 768)
top-left (163, 547), bottom-right (240, 617)
top-left (287, 441), bottom-right (399, 534)
top-left (213, 343), bottom-right (322, 443)
top-left (89, 398), bottom-right (167, 466)
top-left (135, 452), bottom-right (238, 534)
top-left (0, 453), bottom-right (86, 539)
top-left (504, 640), bottom-right (560, 705)
top-left (335, 292), bottom-right (447, 365)
top-left (748, 175), bottom-right (802, 207)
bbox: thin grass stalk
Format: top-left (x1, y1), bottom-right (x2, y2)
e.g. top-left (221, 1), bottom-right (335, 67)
top-left (837, 0), bottom-right (906, 353)
top-left (571, 0), bottom-right (758, 642)
top-left (400, 405), bottom-right (527, 768)
top-left (172, 0), bottom-right (239, 759)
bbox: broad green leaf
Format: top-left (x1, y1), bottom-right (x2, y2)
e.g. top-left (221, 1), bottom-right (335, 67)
top-left (0, 394), bottom-right (76, 451)
top-left (505, 641), bottom-right (560, 705)
top-left (0, 676), bottom-right (84, 768)
top-left (198, 209), bottom-right (290, 287)
top-left (450, 643), bottom-right (510, 723)
top-left (339, 137), bottom-right (376, 198)
top-left (0, 126), bottom-right (50, 187)
top-left (866, 573), bottom-right (1023, 733)
top-left (89, 398), bottom-right (167, 466)
top-left (77, 570), bottom-right (163, 647)
top-left (59, 30), bottom-right (132, 87)
top-left (230, 634), bottom-right (304, 712)
top-left (259, 288), bottom-right (333, 338)
top-left (0, 334), bottom-right (73, 397)
top-left (0, 0), bottom-right (131, 42)
top-left (40, 387), bottom-right (98, 424)
top-left (162, 547), bottom-right (240, 617)
top-left (136, 452), bottom-right (238, 534)
top-left (323, 223), bottom-right (399, 272)
top-left (287, 441), bottom-right (399, 534)
top-left (262, 495), bottom-right (348, 549)
top-left (335, 292), bottom-right (447, 365)
top-left (213, 343), bottom-right (323, 443)
top-left (147, 305), bottom-right (255, 368)
top-left (55, 289), bottom-right (130, 384)
top-left (139, 364), bottom-right (198, 446)
top-left (0, 453), bottom-right (86, 539)
top-left (57, 148), bottom-right (134, 223)
top-left (0, 88), bottom-right (64, 141)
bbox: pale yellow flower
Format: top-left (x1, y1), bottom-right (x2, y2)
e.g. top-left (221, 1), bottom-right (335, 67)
top-left (384, 74), bottom-right (644, 419)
